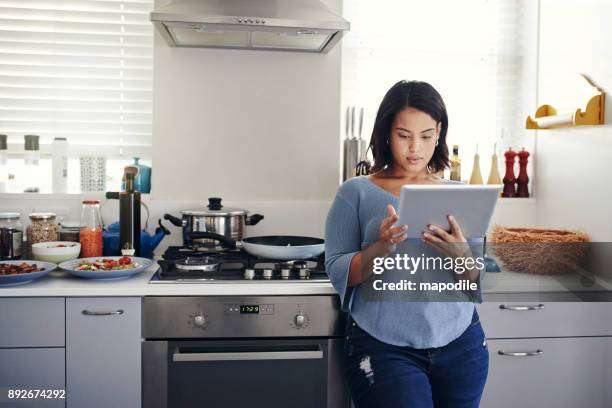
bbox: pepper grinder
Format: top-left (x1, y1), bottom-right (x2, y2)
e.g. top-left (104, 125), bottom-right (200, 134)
top-left (502, 147), bottom-right (517, 197)
top-left (487, 143), bottom-right (502, 186)
top-left (469, 144), bottom-right (484, 184)
top-left (516, 147), bottom-right (530, 197)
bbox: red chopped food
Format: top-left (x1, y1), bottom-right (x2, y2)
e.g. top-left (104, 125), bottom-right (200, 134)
top-left (0, 262), bottom-right (44, 275)
top-left (118, 256), bottom-right (132, 265)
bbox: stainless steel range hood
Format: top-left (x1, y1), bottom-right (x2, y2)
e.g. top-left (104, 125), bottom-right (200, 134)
top-left (150, 0), bottom-right (350, 53)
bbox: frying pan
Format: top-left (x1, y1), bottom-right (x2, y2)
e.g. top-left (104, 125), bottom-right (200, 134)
top-left (187, 232), bottom-right (324, 260)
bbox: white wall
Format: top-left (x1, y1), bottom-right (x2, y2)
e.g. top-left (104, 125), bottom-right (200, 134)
top-left (151, 0), bottom-right (343, 202)
top-left (535, 0), bottom-right (612, 241)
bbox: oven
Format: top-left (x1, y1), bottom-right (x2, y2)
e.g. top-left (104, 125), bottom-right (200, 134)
top-left (142, 295), bottom-right (348, 408)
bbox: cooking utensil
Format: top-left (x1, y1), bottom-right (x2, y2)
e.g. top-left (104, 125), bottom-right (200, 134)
top-left (181, 231), bottom-right (324, 260)
top-left (164, 197), bottom-right (264, 248)
top-left (344, 106), bottom-right (359, 181)
top-left (356, 107), bottom-right (372, 176)
top-left (242, 236), bottom-right (325, 260)
top-left (342, 106), bottom-right (350, 181)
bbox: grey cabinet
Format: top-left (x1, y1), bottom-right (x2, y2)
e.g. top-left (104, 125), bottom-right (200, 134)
top-left (66, 297), bottom-right (141, 408)
top-left (0, 297), bottom-right (64, 347)
top-left (0, 297), bottom-right (65, 408)
top-left (478, 302), bottom-right (612, 338)
top-left (0, 348), bottom-right (65, 408)
top-left (479, 302), bottom-right (612, 408)
top-left (481, 337), bottom-right (612, 408)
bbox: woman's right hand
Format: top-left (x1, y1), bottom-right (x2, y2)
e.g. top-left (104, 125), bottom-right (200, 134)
top-left (379, 204), bottom-right (408, 245)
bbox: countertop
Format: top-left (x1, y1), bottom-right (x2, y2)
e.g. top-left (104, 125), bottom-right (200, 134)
top-left (1, 263), bottom-right (611, 298)
top-left (0, 265), bottom-right (338, 297)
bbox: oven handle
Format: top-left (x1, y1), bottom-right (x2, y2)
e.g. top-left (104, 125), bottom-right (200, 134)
top-left (172, 349), bottom-right (324, 362)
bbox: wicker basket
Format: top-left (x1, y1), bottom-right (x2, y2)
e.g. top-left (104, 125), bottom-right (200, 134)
top-left (489, 226), bottom-right (590, 275)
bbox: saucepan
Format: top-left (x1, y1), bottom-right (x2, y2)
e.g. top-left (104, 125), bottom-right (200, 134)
top-left (164, 197), bottom-right (264, 249)
top-left (189, 231), bottom-right (325, 261)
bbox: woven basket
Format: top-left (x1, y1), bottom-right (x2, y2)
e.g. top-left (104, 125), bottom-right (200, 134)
top-left (489, 226), bottom-right (590, 275)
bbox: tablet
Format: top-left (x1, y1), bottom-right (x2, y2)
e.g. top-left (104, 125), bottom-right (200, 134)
top-left (396, 184), bottom-right (503, 239)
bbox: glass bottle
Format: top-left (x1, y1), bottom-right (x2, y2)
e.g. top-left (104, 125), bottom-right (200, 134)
top-left (0, 212), bottom-right (23, 260)
top-left (450, 145), bottom-right (461, 181)
top-left (79, 200), bottom-right (103, 257)
top-left (24, 134), bottom-right (40, 193)
top-left (0, 134), bottom-right (7, 193)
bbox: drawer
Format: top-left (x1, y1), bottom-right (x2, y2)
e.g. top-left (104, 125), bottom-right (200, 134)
top-left (481, 337), bottom-right (612, 408)
top-left (0, 298), bottom-right (65, 348)
top-left (0, 347), bottom-right (66, 408)
top-left (479, 302), bottom-right (612, 338)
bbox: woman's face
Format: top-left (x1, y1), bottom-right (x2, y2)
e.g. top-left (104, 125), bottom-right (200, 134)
top-left (389, 107), bottom-right (440, 174)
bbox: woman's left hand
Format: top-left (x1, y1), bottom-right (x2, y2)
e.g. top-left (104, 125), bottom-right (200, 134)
top-left (422, 215), bottom-right (472, 259)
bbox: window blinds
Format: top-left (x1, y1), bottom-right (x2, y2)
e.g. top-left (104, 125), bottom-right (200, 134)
top-left (341, 0), bottom-right (531, 167)
top-left (0, 0), bottom-right (153, 150)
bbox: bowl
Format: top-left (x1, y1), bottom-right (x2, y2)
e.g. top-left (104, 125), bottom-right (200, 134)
top-left (32, 241), bottom-right (81, 263)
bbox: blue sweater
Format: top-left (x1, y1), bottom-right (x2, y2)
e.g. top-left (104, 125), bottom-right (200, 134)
top-left (324, 176), bottom-right (481, 348)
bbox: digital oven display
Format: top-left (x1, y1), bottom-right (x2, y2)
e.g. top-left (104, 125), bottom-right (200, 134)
top-left (240, 305), bottom-right (260, 314)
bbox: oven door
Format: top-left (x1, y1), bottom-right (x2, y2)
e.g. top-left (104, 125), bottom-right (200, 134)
top-left (143, 338), bottom-right (347, 408)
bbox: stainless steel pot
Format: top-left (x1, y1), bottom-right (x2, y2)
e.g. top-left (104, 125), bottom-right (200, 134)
top-left (164, 197), bottom-right (264, 249)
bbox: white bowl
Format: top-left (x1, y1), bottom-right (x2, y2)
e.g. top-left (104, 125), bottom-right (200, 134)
top-left (32, 241), bottom-right (81, 263)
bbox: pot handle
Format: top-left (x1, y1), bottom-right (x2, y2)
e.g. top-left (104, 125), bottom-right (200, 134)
top-left (163, 213), bottom-right (184, 227)
top-left (246, 214), bottom-right (264, 226)
top-left (188, 232), bottom-right (237, 250)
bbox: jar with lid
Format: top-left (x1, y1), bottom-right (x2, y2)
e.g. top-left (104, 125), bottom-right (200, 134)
top-left (27, 213), bottom-right (59, 257)
top-left (59, 221), bottom-right (80, 243)
top-left (0, 212), bottom-right (23, 260)
top-left (80, 200), bottom-right (102, 257)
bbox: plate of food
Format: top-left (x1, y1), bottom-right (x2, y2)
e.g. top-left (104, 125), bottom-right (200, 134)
top-left (59, 256), bottom-right (153, 280)
top-left (0, 260), bottom-right (57, 286)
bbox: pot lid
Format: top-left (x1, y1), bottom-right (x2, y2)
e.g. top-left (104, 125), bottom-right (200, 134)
top-left (180, 197), bottom-right (248, 216)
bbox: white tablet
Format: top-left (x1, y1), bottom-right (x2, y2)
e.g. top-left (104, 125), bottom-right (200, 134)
top-left (396, 184), bottom-right (503, 239)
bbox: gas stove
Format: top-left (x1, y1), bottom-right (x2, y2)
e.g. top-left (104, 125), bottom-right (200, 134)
top-left (149, 246), bottom-right (330, 283)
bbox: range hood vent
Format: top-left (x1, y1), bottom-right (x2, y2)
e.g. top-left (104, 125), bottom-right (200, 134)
top-left (150, 0), bottom-right (350, 53)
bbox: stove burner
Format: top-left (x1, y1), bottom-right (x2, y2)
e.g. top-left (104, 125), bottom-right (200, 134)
top-left (175, 256), bottom-right (220, 272)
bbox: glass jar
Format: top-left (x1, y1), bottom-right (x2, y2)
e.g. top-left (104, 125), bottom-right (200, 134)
top-left (80, 200), bottom-right (102, 257)
top-left (59, 221), bottom-right (81, 243)
top-left (0, 212), bottom-right (23, 260)
top-left (27, 213), bottom-right (59, 257)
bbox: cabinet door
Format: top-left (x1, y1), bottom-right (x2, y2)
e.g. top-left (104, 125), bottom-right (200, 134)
top-left (66, 297), bottom-right (141, 408)
top-left (481, 337), bottom-right (612, 408)
top-left (0, 348), bottom-right (65, 408)
top-left (478, 302), bottom-right (612, 338)
top-left (0, 297), bottom-right (65, 348)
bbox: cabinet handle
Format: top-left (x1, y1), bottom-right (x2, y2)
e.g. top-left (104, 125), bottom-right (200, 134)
top-left (498, 349), bottom-right (543, 357)
top-left (82, 309), bottom-right (124, 316)
top-left (173, 350), bottom-right (323, 362)
top-left (499, 304), bottom-right (545, 311)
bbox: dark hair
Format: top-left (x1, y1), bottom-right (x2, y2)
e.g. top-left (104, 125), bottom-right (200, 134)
top-left (369, 80), bottom-right (449, 174)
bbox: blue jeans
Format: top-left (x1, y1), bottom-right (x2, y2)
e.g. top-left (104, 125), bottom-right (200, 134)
top-left (345, 309), bottom-right (489, 408)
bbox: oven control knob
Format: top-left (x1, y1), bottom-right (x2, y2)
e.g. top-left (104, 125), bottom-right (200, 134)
top-left (193, 313), bottom-right (207, 328)
top-left (294, 313), bottom-right (307, 327)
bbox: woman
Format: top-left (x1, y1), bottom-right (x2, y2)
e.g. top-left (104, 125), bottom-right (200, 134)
top-left (325, 80), bottom-right (488, 407)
